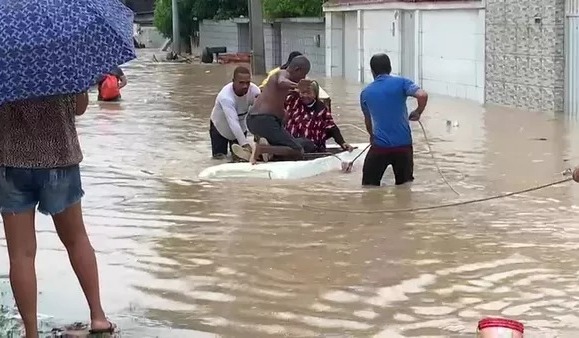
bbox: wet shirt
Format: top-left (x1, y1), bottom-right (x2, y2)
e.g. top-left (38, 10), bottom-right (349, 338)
top-left (285, 91), bottom-right (336, 150)
top-left (360, 74), bottom-right (420, 148)
top-left (0, 95), bottom-right (83, 168)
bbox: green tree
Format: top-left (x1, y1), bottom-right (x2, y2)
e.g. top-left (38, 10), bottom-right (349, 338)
top-left (154, 0), bottom-right (248, 39)
top-left (262, 0), bottom-right (325, 19)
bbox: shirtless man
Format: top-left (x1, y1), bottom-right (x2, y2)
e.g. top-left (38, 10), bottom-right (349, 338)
top-left (243, 56), bottom-right (311, 164)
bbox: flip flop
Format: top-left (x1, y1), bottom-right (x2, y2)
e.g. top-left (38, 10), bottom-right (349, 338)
top-left (89, 321), bottom-right (117, 334)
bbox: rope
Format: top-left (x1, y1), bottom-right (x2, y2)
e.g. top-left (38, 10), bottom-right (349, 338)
top-left (302, 177), bottom-right (572, 214)
top-left (418, 120), bottom-right (460, 196)
top-left (339, 122), bottom-right (460, 195)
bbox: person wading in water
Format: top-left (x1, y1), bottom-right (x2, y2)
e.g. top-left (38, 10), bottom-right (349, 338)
top-left (235, 56), bottom-right (311, 164)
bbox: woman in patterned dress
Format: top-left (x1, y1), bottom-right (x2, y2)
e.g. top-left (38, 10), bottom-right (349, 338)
top-left (0, 94), bottom-right (114, 336)
top-left (284, 80), bottom-right (353, 153)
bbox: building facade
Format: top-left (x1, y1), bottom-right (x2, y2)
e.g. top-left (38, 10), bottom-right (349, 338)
top-left (324, 0), bottom-right (577, 114)
top-left (324, 0), bottom-right (485, 103)
top-left (485, 0), bottom-right (566, 113)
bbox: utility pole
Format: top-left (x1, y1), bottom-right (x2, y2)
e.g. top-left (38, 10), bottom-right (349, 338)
top-left (248, 0), bottom-right (266, 75)
top-left (172, 0), bottom-right (181, 55)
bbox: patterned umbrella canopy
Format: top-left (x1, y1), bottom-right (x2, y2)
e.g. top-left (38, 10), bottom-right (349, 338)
top-left (0, 0), bottom-right (136, 105)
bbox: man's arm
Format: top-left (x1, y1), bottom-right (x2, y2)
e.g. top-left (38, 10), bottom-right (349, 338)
top-left (221, 98), bottom-right (249, 146)
top-left (403, 78), bottom-right (428, 116)
top-left (114, 67), bottom-right (128, 88)
top-left (75, 92), bottom-right (89, 116)
top-left (360, 91), bottom-right (373, 140)
top-left (118, 75), bottom-right (128, 89)
top-left (277, 71), bottom-right (298, 90)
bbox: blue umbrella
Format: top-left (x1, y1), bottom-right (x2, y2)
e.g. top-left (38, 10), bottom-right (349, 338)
top-left (0, 0), bottom-right (136, 105)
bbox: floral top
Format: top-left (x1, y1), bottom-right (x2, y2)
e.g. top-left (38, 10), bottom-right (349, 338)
top-left (284, 91), bottom-right (336, 150)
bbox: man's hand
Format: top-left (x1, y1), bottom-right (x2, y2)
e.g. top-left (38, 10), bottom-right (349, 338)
top-left (341, 143), bottom-right (354, 152)
top-left (409, 110), bottom-right (422, 121)
top-left (297, 79), bottom-right (312, 91)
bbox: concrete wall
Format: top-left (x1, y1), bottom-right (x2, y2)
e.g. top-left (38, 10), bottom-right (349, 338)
top-left (199, 20), bottom-right (241, 54)
top-left (198, 18), bottom-right (325, 75)
top-left (280, 21), bottom-right (326, 75)
top-left (485, 0), bottom-right (566, 113)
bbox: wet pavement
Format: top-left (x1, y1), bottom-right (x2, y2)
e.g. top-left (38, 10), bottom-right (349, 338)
top-left (2, 50), bottom-right (579, 337)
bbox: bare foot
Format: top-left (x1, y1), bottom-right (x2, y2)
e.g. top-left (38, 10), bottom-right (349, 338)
top-left (250, 144), bottom-right (260, 165)
top-left (258, 138), bottom-right (270, 162)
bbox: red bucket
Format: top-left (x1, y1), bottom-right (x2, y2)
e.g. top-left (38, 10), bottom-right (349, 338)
top-left (477, 317), bottom-right (524, 337)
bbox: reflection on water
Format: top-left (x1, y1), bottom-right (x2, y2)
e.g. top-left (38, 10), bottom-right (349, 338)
top-left (2, 50), bottom-right (579, 336)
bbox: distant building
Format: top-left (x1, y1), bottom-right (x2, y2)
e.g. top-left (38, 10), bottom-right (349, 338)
top-left (125, 0), bottom-right (165, 49)
top-left (125, 0), bottom-right (155, 25)
top-left (323, 0), bottom-right (578, 114)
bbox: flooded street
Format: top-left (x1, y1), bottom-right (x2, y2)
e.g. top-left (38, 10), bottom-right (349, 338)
top-left (3, 50), bottom-right (579, 337)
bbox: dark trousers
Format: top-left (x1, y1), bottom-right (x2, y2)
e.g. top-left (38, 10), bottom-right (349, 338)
top-left (362, 145), bottom-right (414, 186)
top-left (209, 121), bottom-right (242, 157)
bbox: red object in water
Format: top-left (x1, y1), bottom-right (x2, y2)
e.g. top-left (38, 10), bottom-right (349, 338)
top-left (478, 317), bottom-right (524, 333)
top-left (99, 74), bottom-right (120, 101)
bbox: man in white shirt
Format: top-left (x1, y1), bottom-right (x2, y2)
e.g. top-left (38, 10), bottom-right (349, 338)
top-left (210, 66), bottom-right (261, 159)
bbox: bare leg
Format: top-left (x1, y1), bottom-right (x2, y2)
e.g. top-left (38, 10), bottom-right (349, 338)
top-left (250, 144), bottom-right (303, 165)
top-left (52, 202), bottom-right (110, 331)
top-left (2, 210), bottom-right (38, 338)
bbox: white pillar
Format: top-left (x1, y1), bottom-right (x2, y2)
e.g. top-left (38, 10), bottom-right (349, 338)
top-left (357, 10), bottom-right (364, 83)
top-left (325, 12), bottom-right (333, 77)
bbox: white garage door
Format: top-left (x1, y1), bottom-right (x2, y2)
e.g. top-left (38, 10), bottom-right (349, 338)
top-left (420, 9), bottom-right (484, 102)
top-left (343, 11), bottom-right (359, 82)
top-left (362, 10), bottom-right (401, 83)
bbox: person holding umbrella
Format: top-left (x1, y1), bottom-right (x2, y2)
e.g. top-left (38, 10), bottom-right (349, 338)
top-left (0, 0), bottom-right (136, 336)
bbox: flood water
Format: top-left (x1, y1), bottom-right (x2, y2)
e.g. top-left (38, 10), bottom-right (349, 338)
top-left (3, 50), bottom-right (579, 337)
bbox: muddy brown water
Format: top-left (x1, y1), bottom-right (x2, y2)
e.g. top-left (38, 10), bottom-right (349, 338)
top-left (3, 50), bottom-right (579, 337)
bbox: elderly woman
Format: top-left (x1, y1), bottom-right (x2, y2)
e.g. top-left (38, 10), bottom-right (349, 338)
top-left (0, 94), bottom-right (114, 337)
top-left (284, 80), bottom-right (353, 153)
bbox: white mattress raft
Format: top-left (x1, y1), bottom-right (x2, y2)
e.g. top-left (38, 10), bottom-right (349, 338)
top-left (198, 143), bottom-right (370, 180)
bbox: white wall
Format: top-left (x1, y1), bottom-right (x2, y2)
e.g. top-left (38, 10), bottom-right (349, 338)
top-left (343, 11), bottom-right (359, 82)
top-left (419, 9), bottom-right (485, 102)
top-left (325, 12), bottom-right (344, 77)
top-left (362, 10), bottom-right (401, 82)
top-left (324, 7), bottom-right (485, 103)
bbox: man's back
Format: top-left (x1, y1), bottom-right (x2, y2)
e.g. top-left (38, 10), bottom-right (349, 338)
top-left (361, 75), bottom-right (419, 148)
top-left (252, 71), bottom-right (288, 118)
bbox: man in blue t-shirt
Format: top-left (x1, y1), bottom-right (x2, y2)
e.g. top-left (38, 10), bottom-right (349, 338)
top-left (360, 53), bottom-right (428, 186)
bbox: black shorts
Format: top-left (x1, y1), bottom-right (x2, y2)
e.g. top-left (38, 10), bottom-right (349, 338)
top-left (362, 145), bottom-right (414, 186)
top-left (247, 114), bottom-right (303, 151)
top-left (209, 120), bottom-right (245, 157)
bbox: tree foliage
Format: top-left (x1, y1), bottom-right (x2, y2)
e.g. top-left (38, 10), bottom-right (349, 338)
top-left (154, 0), bottom-right (326, 39)
top-left (262, 0), bottom-right (324, 19)
top-left (154, 0), bottom-right (248, 39)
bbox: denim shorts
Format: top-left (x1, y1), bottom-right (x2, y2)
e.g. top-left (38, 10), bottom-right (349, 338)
top-left (0, 165), bottom-right (84, 216)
